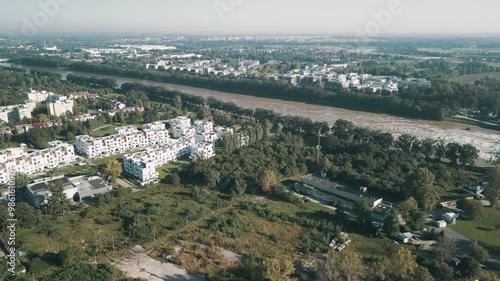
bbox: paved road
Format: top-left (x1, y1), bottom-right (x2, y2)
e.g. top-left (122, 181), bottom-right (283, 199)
top-left (436, 227), bottom-right (500, 271)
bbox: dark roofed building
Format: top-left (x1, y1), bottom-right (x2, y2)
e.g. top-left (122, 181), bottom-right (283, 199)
top-left (298, 175), bottom-right (383, 210)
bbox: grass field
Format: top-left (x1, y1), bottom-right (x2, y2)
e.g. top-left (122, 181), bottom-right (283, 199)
top-left (452, 207), bottom-right (500, 255)
top-left (91, 125), bottom-right (115, 137)
top-left (456, 72), bottom-right (500, 83)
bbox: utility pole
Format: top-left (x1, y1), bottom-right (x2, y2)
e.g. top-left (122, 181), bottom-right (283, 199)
top-left (316, 128), bottom-right (324, 165)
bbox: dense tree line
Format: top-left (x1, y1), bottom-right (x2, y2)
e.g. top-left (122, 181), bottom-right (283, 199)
top-left (66, 74), bottom-right (118, 89)
top-left (9, 56), bottom-right (500, 121)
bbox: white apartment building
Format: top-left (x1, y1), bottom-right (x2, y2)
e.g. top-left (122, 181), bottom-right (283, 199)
top-left (47, 98), bottom-right (74, 117)
top-left (123, 152), bottom-right (159, 184)
top-left (195, 132), bottom-right (219, 144)
top-left (170, 116), bottom-right (191, 129)
top-left (173, 127), bottom-right (196, 139)
top-left (143, 121), bottom-right (166, 131)
top-left (114, 126), bottom-right (138, 135)
top-left (27, 90), bottom-right (54, 103)
top-left (214, 126), bottom-right (234, 139)
top-left (0, 141), bottom-right (76, 185)
top-left (0, 110), bottom-right (8, 123)
top-left (123, 138), bottom-right (210, 183)
top-left (75, 123), bottom-right (170, 158)
top-left (189, 142), bottom-right (215, 161)
top-left (194, 121), bottom-right (214, 134)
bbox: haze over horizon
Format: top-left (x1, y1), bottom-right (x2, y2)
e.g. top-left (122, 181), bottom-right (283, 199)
top-left (0, 0), bottom-right (499, 36)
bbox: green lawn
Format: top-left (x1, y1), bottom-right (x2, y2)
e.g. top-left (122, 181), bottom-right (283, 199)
top-left (452, 207), bottom-right (500, 254)
top-left (91, 125), bottom-right (115, 137)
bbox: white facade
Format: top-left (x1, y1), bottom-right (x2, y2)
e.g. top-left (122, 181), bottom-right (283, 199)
top-left (189, 142), bottom-right (215, 161)
top-left (173, 127), bottom-right (196, 138)
top-left (27, 90), bottom-right (54, 103)
top-left (170, 116), bottom-right (191, 129)
top-left (47, 98), bottom-right (74, 117)
top-left (194, 121), bottom-right (213, 134)
top-left (75, 123), bottom-right (170, 158)
top-left (0, 141), bottom-right (76, 185)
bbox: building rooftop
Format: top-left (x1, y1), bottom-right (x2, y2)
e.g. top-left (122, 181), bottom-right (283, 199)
top-left (299, 175), bottom-right (382, 207)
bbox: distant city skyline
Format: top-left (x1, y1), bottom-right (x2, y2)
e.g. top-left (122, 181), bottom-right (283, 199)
top-left (0, 0), bottom-right (499, 36)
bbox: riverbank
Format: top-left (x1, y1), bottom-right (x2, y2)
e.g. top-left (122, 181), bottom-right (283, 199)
top-left (4, 63), bottom-right (500, 162)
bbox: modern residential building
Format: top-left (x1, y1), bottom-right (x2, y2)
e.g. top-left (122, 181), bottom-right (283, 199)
top-left (194, 120), bottom-right (214, 134)
top-left (27, 90), bottom-right (54, 103)
top-left (0, 141), bottom-right (76, 185)
top-left (170, 116), bottom-right (191, 129)
top-left (75, 123), bottom-right (170, 158)
top-left (189, 142), bottom-right (215, 161)
top-left (173, 127), bottom-right (196, 138)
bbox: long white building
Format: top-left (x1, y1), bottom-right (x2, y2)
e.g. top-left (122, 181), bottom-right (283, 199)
top-left (0, 141), bottom-right (76, 185)
top-left (75, 123), bottom-right (170, 158)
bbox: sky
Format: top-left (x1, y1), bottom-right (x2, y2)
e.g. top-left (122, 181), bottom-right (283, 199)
top-left (0, 0), bottom-right (499, 36)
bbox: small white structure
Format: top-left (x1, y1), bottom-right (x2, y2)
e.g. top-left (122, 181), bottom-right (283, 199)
top-left (397, 232), bottom-right (413, 244)
top-left (436, 220), bottom-right (447, 228)
top-left (442, 212), bottom-right (459, 224)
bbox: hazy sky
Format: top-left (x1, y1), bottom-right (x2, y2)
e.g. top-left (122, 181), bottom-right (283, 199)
top-left (0, 0), bottom-right (498, 36)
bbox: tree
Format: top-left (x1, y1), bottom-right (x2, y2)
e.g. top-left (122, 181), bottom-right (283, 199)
top-left (355, 201), bottom-right (374, 235)
top-left (485, 166), bottom-right (500, 207)
top-left (471, 240), bottom-right (489, 264)
top-left (261, 257), bottom-right (295, 281)
top-left (259, 170), bottom-right (278, 193)
top-left (407, 209), bottom-right (425, 231)
top-left (398, 197), bottom-right (419, 221)
top-left (458, 257), bottom-right (481, 280)
top-left (395, 134), bottom-right (418, 153)
top-left (436, 231), bottom-right (456, 263)
top-left (458, 144), bottom-right (479, 166)
top-left (102, 159), bottom-right (122, 183)
top-left (445, 143), bottom-right (461, 165)
top-left (388, 247), bottom-right (418, 280)
top-left (47, 180), bottom-right (70, 215)
top-left (317, 249), bottom-right (365, 281)
top-left (59, 246), bottom-right (89, 267)
top-left (404, 168), bottom-right (440, 210)
top-left (383, 208), bottom-right (400, 237)
top-left (457, 199), bottom-right (484, 220)
top-left (174, 94), bottom-right (182, 110)
top-left (16, 203), bottom-right (43, 228)
top-left (14, 173), bottom-right (29, 188)
top-left (411, 266), bottom-right (435, 281)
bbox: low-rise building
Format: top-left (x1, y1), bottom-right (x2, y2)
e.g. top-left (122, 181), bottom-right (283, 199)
top-left (442, 212), bottom-right (459, 224)
top-left (298, 175), bottom-right (383, 210)
top-left (26, 174), bottom-right (112, 207)
top-left (397, 232), bottom-right (414, 244)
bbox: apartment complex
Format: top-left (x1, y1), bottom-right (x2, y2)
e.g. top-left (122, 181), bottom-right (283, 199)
top-left (47, 95), bottom-right (74, 117)
top-left (0, 141), bottom-right (76, 185)
top-left (0, 103), bottom-right (36, 123)
top-left (123, 117), bottom-right (222, 183)
top-left (74, 122), bottom-right (170, 158)
top-left (27, 90), bottom-right (55, 103)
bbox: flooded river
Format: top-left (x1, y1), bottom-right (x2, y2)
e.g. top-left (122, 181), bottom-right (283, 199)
top-left (3, 64), bottom-right (499, 161)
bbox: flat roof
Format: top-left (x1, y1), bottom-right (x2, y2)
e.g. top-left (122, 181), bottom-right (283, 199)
top-left (28, 177), bottom-right (73, 193)
top-left (300, 175), bottom-right (382, 206)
